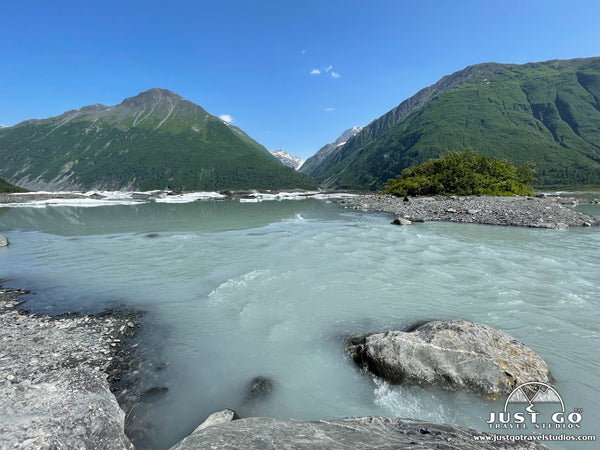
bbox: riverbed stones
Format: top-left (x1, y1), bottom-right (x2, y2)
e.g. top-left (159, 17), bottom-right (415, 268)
top-left (170, 411), bottom-right (549, 449)
top-left (339, 194), bottom-right (598, 228)
top-left (347, 321), bottom-right (552, 396)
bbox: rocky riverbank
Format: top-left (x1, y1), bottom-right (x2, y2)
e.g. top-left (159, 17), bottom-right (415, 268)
top-left (0, 287), bottom-right (140, 449)
top-left (0, 192), bottom-right (92, 203)
top-left (339, 194), bottom-right (598, 229)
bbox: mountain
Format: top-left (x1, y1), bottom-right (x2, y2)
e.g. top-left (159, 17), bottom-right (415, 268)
top-left (0, 89), bottom-right (316, 191)
top-left (0, 177), bottom-right (27, 193)
top-left (270, 150), bottom-right (304, 170)
top-left (299, 127), bottom-right (362, 175)
top-left (305, 57), bottom-right (600, 190)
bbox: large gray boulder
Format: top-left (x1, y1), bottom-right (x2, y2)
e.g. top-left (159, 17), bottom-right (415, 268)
top-left (170, 410), bottom-right (548, 449)
top-left (0, 288), bottom-right (135, 449)
top-left (0, 367), bottom-right (133, 449)
top-left (347, 321), bottom-right (552, 396)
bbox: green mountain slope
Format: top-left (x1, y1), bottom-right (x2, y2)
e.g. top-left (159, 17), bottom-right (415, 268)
top-left (0, 89), bottom-right (316, 191)
top-left (305, 58), bottom-right (600, 190)
top-left (0, 177), bottom-right (27, 193)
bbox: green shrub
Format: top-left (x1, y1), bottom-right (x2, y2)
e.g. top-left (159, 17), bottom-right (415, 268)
top-left (382, 148), bottom-right (535, 196)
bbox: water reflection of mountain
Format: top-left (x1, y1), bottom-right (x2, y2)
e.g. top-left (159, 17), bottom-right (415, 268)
top-left (0, 199), bottom-right (343, 237)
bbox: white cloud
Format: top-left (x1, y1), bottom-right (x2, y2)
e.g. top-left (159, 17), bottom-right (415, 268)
top-left (324, 107), bottom-right (335, 112)
top-left (219, 114), bottom-right (233, 123)
top-left (309, 65), bottom-right (340, 79)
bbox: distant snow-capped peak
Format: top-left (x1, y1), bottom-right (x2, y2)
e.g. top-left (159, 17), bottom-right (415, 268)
top-left (271, 150), bottom-right (305, 170)
top-left (336, 126), bottom-right (363, 145)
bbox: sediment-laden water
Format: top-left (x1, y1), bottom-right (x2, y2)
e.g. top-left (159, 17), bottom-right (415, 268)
top-left (1, 195), bottom-right (598, 449)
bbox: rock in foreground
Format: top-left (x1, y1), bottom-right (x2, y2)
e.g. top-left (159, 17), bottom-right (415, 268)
top-left (171, 410), bottom-right (548, 449)
top-left (347, 321), bottom-right (552, 396)
top-left (0, 287), bottom-right (135, 449)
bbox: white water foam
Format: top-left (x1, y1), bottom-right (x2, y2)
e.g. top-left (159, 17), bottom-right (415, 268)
top-left (207, 269), bottom-right (269, 304)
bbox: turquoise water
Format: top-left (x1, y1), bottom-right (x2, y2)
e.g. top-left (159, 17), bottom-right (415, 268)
top-left (1, 197), bottom-right (599, 448)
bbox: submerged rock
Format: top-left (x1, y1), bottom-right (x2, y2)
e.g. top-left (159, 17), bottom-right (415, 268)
top-left (347, 321), bottom-right (552, 396)
top-left (138, 386), bottom-right (169, 403)
top-left (243, 376), bottom-right (273, 404)
top-left (170, 410), bottom-right (548, 449)
top-left (391, 217), bottom-right (412, 226)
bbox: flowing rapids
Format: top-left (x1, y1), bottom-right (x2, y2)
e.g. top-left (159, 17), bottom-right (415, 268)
top-left (1, 196), bottom-right (598, 449)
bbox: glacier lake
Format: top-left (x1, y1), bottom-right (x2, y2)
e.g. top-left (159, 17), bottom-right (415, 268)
top-left (1, 195), bottom-right (599, 449)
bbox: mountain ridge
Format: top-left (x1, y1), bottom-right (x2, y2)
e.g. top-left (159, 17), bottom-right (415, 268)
top-left (299, 126), bottom-right (363, 175)
top-left (303, 57), bottom-right (600, 190)
top-left (0, 89), bottom-right (316, 191)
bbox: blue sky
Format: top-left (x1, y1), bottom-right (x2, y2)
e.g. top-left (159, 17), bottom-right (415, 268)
top-left (1, 0), bottom-right (599, 159)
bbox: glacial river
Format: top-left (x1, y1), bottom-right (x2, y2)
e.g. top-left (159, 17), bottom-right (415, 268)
top-left (1, 193), bottom-right (598, 449)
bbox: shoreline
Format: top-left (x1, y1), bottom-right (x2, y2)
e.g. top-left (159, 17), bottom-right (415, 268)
top-left (1, 189), bottom-right (598, 229)
top-left (0, 286), bottom-right (141, 448)
top-left (338, 194), bottom-right (598, 229)
top-left (1, 188), bottom-right (599, 227)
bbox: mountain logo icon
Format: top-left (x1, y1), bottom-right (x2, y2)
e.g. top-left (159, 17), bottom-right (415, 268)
top-left (504, 381), bottom-right (564, 413)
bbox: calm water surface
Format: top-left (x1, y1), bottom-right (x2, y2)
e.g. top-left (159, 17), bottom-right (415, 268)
top-left (1, 197), bottom-right (599, 449)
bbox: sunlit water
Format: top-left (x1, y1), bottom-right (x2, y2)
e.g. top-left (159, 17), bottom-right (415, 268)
top-left (1, 197), bottom-right (599, 449)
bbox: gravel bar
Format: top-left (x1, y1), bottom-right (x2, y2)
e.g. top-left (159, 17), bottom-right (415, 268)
top-left (338, 194), bottom-right (598, 229)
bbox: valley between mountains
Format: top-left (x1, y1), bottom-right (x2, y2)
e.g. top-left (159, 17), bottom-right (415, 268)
top-left (2, 57), bottom-right (600, 194)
